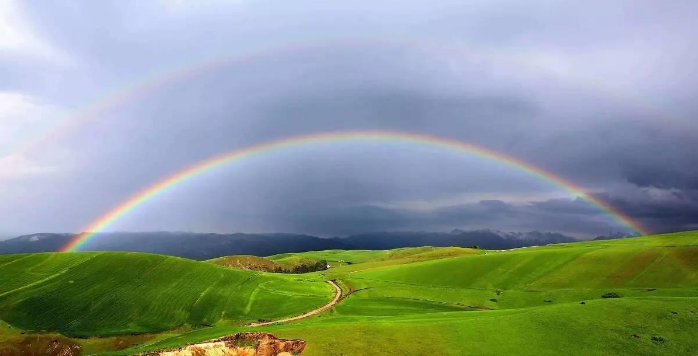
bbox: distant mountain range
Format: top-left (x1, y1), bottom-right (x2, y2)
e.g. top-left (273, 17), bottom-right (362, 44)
top-left (0, 229), bottom-right (580, 260)
top-left (593, 231), bottom-right (641, 241)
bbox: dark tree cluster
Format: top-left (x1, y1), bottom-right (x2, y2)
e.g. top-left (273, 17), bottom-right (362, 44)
top-left (274, 260), bottom-right (328, 274)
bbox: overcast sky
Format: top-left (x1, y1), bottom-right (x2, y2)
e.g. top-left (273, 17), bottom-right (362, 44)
top-left (1, 0), bottom-right (697, 238)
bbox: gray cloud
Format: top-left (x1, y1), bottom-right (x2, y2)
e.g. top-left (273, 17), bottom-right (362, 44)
top-left (263, 198), bottom-right (632, 238)
top-left (0, 0), bottom-right (696, 238)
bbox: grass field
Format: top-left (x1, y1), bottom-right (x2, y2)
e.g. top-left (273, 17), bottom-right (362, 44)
top-left (0, 252), bottom-right (333, 337)
top-left (1, 231), bottom-right (697, 355)
top-left (268, 246), bottom-right (481, 267)
top-left (116, 296), bottom-right (698, 356)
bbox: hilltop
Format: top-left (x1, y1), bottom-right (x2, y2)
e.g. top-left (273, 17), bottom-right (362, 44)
top-left (208, 255), bottom-right (328, 273)
top-left (0, 252), bottom-right (333, 337)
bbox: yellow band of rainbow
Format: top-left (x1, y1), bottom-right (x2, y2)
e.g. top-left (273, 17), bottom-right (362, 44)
top-left (60, 130), bottom-right (647, 251)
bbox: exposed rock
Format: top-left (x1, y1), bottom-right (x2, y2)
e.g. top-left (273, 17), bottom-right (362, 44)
top-left (140, 332), bottom-right (305, 356)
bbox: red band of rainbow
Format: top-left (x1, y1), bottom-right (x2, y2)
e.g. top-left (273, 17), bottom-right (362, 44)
top-left (60, 131), bottom-right (647, 252)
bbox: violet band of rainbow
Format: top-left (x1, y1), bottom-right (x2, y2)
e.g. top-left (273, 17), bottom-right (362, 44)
top-left (60, 130), bottom-right (648, 252)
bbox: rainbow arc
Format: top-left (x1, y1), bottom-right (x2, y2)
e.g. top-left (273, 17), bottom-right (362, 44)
top-left (60, 130), bottom-right (647, 252)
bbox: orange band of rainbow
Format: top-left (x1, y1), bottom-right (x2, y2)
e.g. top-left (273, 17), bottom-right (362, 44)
top-left (60, 130), bottom-right (647, 251)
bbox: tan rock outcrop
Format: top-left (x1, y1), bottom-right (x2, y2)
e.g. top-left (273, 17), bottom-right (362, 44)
top-left (140, 332), bottom-right (305, 356)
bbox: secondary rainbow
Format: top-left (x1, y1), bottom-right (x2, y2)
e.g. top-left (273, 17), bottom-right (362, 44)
top-left (3, 37), bottom-right (425, 164)
top-left (60, 130), bottom-right (648, 252)
top-left (3, 36), bottom-right (675, 174)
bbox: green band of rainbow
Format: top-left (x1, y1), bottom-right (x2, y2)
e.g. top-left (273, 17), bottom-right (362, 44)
top-left (60, 130), bottom-right (647, 251)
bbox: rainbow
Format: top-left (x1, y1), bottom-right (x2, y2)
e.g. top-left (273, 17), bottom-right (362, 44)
top-left (59, 130), bottom-right (648, 252)
top-left (3, 38), bottom-right (427, 164)
top-left (1, 40), bottom-right (318, 164)
top-left (2, 36), bottom-right (673, 172)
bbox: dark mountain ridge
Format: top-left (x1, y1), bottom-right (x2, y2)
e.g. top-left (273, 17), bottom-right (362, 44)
top-left (0, 229), bottom-right (579, 260)
top-left (593, 231), bottom-right (641, 241)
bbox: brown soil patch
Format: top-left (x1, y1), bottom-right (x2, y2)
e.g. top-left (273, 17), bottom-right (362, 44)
top-left (0, 335), bottom-right (81, 356)
top-left (140, 332), bottom-right (305, 356)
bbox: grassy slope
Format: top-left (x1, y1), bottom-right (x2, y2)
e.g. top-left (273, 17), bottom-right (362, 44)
top-left (270, 250), bottom-right (388, 265)
top-left (269, 246), bottom-right (481, 267)
top-left (348, 234), bottom-right (698, 308)
top-left (2, 232), bottom-right (697, 355)
top-left (355, 235), bottom-right (698, 289)
top-left (113, 231), bottom-right (698, 355)
top-left (0, 252), bottom-right (333, 337)
top-left (132, 297), bottom-right (698, 356)
top-left (345, 232), bottom-right (698, 310)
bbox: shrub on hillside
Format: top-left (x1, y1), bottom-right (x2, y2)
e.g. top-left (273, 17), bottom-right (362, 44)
top-left (651, 336), bottom-right (665, 344)
top-left (287, 260), bottom-right (329, 273)
top-left (601, 292), bottom-right (621, 299)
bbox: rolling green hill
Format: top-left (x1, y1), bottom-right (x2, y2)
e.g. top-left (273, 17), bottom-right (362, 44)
top-left (133, 296), bottom-right (698, 356)
top-left (0, 252), bottom-right (333, 337)
top-left (268, 246), bottom-right (481, 267)
top-left (1, 231), bottom-right (697, 355)
top-left (355, 234), bottom-right (698, 290)
top-left (345, 233), bottom-right (698, 310)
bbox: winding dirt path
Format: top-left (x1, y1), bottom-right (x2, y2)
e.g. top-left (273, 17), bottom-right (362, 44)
top-left (248, 280), bottom-right (342, 327)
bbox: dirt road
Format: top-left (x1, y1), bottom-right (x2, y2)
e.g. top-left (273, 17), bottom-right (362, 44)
top-left (248, 280), bottom-right (342, 327)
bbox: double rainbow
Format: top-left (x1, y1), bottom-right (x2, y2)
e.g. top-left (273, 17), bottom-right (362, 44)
top-left (3, 36), bottom-right (672, 173)
top-left (59, 130), bottom-right (647, 252)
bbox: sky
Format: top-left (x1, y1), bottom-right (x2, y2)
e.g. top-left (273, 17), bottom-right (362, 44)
top-left (1, 0), bottom-right (697, 239)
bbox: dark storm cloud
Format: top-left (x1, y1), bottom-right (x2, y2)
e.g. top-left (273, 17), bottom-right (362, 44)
top-left (279, 198), bottom-right (628, 237)
top-left (592, 191), bottom-right (698, 234)
top-left (623, 166), bottom-right (698, 191)
top-left (529, 198), bottom-right (599, 215)
top-left (1, 0), bottom-right (697, 237)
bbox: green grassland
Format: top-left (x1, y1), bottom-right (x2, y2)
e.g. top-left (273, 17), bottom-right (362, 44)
top-left (268, 246), bottom-right (480, 267)
top-left (1, 231), bottom-right (697, 355)
top-left (344, 234), bottom-right (698, 311)
top-left (268, 255), bottom-right (326, 269)
top-left (111, 296), bottom-right (698, 356)
top-left (0, 252), bottom-right (333, 337)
